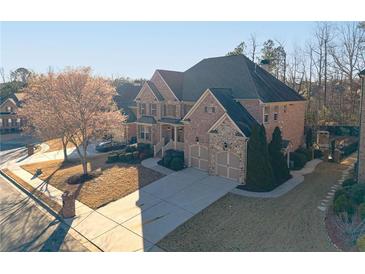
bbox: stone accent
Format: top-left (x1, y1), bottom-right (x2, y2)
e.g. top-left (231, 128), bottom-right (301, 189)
top-left (208, 116), bottom-right (247, 183)
top-left (358, 78), bottom-right (365, 182)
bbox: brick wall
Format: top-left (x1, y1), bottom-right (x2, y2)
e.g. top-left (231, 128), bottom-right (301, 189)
top-left (184, 92), bottom-right (225, 164)
top-left (151, 71), bottom-right (177, 102)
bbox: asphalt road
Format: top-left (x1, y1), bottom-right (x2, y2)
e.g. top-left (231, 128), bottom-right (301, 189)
top-left (158, 159), bottom-right (354, 251)
top-left (0, 175), bottom-right (88, 252)
top-left (0, 132), bottom-right (39, 151)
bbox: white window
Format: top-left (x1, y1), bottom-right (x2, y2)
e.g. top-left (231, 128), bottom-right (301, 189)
top-left (0, 118), bottom-right (2, 125)
top-left (264, 106), bottom-right (270, 123)
top-left (150, 103), bottom-right (157, 116)
top-left (204, 106), bottom-right (216, 113)
top-left (273, 106), bottom-right (279, 121)
top-left (138, 125), bottom-right (151, 141)
top-left (8, 118), bottom-right (12, 124)
top-left (7, 106), bottom-right (12, 112)
top-left (17, 118), bottom-right (21, 124)
top-left (140, 103), bottom-right (146, 116)
top-left (164, 104), bottom-right (177, 117)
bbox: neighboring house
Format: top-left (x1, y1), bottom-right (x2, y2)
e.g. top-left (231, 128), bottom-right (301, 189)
top-left (113, 83), bottom-right (141, 142)
top-left (133, 55), bottom-right (306, 183)
top-left (0, 93), bottom-right (25, 133)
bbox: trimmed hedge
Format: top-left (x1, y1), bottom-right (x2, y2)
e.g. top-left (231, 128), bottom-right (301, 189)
top-left (158, 149), bottom-right (185, 171)
top-left (290, 151), bottom-right (308, 170)
top-left (106, 143), bottom-right (153, 164)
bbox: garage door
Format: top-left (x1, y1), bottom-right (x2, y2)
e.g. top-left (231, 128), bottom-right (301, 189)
top-left (216, 151), bottom-right (240, 181)
top-left (190, 145), bottom-right (209, 171)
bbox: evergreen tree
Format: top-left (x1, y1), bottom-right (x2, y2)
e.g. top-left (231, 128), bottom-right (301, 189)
top-left (268, 127), bottom-right (291, 185)
top-left (246, 124), bottom-right (275, 191)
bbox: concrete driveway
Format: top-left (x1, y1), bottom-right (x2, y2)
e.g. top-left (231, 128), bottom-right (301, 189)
top-left (92, 168), bottom-right (238, 251)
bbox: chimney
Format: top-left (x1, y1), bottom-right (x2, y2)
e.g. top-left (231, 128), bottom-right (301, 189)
top-left (260, 59), bottom-right (271, 72)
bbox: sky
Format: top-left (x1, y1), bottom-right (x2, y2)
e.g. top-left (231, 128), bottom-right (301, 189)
top-left (0, 21), bottom-right (319, 80)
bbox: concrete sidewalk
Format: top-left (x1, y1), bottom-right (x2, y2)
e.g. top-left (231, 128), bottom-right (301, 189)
top-left (5, 162), bottom-right (237, 251)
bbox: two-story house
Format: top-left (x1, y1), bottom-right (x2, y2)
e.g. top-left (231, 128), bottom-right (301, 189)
top-left (0, 93), bottom-right (25, 133)
top-left (130, 55), bottom-right (306, 183)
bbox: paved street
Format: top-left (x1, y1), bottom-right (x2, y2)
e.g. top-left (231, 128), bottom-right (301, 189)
top-left (158, 158), bottom-right (356, 251)
top-left (0, 175), bottom-right (88, 252)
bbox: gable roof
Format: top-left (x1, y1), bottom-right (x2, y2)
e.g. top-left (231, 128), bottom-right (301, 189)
top-left (146, 81), bottom-right (164, 101)
top-left (115, 83), bottom-right (142, 107)
top-left (182, 55), bottom-right (304, 103)
top-left (0, 92), bottom-right (24, 107)
top-left (156, 70), bottom-right (184, 100)
top-left (208, 88), bottom-right (258, 137)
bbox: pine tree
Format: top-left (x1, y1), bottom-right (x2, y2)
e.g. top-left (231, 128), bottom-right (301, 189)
top-left (268, 127), bottom-right (291, 185)
top-left (246, 124), bottom-right (275, 191)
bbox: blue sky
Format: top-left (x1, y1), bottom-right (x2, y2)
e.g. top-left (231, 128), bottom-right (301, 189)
top-left (1, 22), bottom-right (318, 79)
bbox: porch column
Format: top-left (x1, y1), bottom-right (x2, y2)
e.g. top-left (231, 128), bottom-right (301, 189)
top-left (174, 126), bottom-right (177, 150)
top-left (160, 124), bottom-right (162, 142)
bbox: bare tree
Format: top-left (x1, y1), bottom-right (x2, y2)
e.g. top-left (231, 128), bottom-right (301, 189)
top-left (330, 22), bottom-right (365, 110)
top-left (248, 33), bottom-right (259, 62)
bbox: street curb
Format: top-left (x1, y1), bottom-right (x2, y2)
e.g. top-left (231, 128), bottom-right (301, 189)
top-left (0, 169), bottom-right (102, 252)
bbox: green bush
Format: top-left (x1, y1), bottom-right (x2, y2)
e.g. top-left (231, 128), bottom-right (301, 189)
top-left (314, 149), bottom-right (323, 159)
top-left (348, 183), bottom-right (365, 205)
top-left (334, 194), bottom-right (353, 215)
top-left (106, 154), bottom-right (120, 163)
top-left (246, 125), bottom-right (275, 191)
top-left (342, 178), bottom-right (357, 188)
top-left (357, 235), bottom-right (365, 252)
top-left (295, 147), bottom-right (312, 161)
top-left (341, 141), bottom-right (359, 157)
top-left (334, 188), bottom-right (348, 201)
top-left (290, 152), bottom-right (308, 170)
top-left (359, 203), bottom-right (365, 220)
top-left (170, 157), bottom-right (184, 171)
top-left (125, 145), bottom-right (137, 153)
top-left (158, 149), bottom-right (185, 171)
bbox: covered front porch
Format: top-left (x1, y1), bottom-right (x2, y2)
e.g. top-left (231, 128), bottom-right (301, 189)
top-left (154, 119), bottom-right (184, 156)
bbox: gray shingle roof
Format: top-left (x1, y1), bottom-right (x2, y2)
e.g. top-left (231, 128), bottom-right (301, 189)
top-left (162, 55), bottom-right (304, 103)
top-left (159, 117), bottom-right (182, 125)
top-left (146, 81), bottom-right (164, 101)
top-left (209, 88), bottom-right (259, 137)
top-left (136, 116), bottom-right (157, 124)
top-left (157, 70), bottom-right (184, 100)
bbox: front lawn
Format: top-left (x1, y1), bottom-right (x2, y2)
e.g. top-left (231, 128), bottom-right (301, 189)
top-left (45, 138), bottom-right (75, 152)
top-left (21, 156), bottom-right (164, 209)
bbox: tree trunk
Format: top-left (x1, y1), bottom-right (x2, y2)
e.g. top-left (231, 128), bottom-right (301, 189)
top-left (81, 143), bottom-right (88, 175)
top-left (61, 136), bottom-right (68, 161)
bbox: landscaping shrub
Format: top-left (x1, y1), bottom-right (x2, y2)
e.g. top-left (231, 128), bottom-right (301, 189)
top-left (158, 149), bottom-right (185, 171)
top-left (342, 178), bottom-right (357, 188)
top-left (334, 188), bottom-right (348, 201)
top-left (357, 235), bottom-right (365, 252)
top-left (341, 141), bottom-right (359, 157)
top-left (268, 127), bottom-right (291, 186)
top-left (348, 183), bottom-right (365, 205)
top-left (295, 147), bottom-right (313, 161)
top-left (246, 125), bottom-right (275, 191)
top-left (314, 149), bottom-right (323, 159)
top-left (125, 145), bottom-right (137, 153)
top-left (106, 153), bottom-right (120, 163)
top-left (334, 194), bottom-right (353, 216)
top-left (290, 152), bottom-right (308, 170)
top-left (170, 157), bottom-right (184, 171)
top-left (359, 203), bottom-right (365, 220)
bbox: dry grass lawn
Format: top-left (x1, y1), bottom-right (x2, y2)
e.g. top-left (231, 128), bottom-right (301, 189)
top-left (21, 156), bottom-right (164, 209)
top-left (45, 138), bottom-right (75, 152)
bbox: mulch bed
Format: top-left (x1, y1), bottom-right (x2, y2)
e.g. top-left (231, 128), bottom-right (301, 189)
top-left (325, 206), bottom-right (360, 251)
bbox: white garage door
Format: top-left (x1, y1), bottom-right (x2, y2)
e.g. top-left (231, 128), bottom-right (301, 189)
top-left (190, 145), bottom-right (209, 171)
top-left (216, 151), bottom-right (240, 181)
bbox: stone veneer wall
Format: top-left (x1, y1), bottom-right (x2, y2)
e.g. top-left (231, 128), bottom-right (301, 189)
top-left (208, 117), bottom-right (247, 183)
top-left (358, 79), bottom-right (365, 182)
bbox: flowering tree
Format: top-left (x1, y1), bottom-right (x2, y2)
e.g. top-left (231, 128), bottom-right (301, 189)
top-left (21, 68), bottom-right (125, 174)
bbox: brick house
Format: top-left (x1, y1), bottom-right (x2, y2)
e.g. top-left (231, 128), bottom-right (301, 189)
top-left (128, 55), bottom-right (306, 183)
top-left (0, 93), bottom-right (25, 133)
